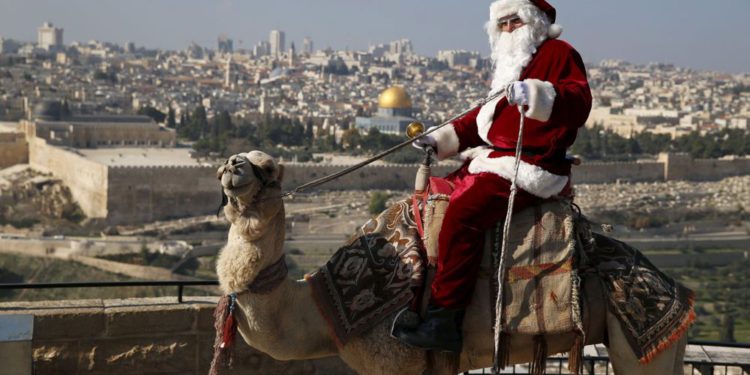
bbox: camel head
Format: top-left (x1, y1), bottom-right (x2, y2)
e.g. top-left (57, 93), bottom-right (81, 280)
top-left (216, 151), bottom-right (285, 239)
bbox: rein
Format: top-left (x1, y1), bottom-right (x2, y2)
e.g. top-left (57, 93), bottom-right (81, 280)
top-left (265, 90), bottom-right (507, 200)
top-left (492, 84), bottom-right (527, 373)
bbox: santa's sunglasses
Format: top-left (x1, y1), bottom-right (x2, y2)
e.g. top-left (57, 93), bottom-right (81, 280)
top-left (496, 15), bottom-right (524, 29)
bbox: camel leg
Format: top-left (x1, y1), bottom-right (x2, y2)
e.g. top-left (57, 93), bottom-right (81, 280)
top-left (606, 312), bottom-right (688, 375)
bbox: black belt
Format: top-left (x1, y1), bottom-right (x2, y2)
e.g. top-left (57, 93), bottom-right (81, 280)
top-left (491, 147), bottom-right (543, 157)
top-left (491, 147), bottom-right (570, 163)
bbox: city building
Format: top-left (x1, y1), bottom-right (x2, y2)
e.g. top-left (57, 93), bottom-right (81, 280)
top-left (24, 100), bottom-right (176, 149)
top-left (37, 21), bottom-right (63, 51)
top-left (269, 29), bottom-right (285, 56)
top-left (302, 37), bottom-right (313, 55)
top-left (217, 34), bottom-right (234, 54)
top-left (3, 102), bottom-right (215, 224)
top-left (437, 50), bottom-right (482, 68)
top-left (253, 40), bottom-right (271, 57)
top-left (0, 37), bottom-right (20, 55)
top-left (355, 86), bottom-right (421, 135)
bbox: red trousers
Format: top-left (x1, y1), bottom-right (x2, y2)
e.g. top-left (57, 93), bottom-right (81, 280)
top-left (431, 164), bottom-right (542, 309)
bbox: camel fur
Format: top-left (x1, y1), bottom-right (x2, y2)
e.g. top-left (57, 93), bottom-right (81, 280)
top-left (215, 150), bottom-right (688, 375)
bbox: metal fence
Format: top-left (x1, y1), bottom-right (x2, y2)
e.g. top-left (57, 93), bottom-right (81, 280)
top-left (464, 355), bottom-right (750, 374)
top-left (463, 340), bottom-right (750, 375)
top-left (0, 280), bottom-right (219, 302)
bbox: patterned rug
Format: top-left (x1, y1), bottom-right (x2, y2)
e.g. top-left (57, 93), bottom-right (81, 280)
top-left (577, 220), bottom-right (695, 364)
top-left (307, 200), bottom-right (425, 346)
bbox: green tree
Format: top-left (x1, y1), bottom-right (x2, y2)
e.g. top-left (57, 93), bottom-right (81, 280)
top-left (166, 108), bottom-right (176, 128)
top-left (383, 147), bottom-right (423, 164)
top-left (341, 128), bottom-right (362, 149)
top-left (138, 106), bottom-right (167, 123)
top-left (184, 105), bottom-right (209, 141)
top-left (720, 314), bottom-right (736, 343)
top-left (369, 191), bottom-right (390, 215)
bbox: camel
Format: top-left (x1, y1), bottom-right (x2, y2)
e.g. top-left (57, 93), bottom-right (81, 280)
top-left (214, 150), bottom-right (689, 375)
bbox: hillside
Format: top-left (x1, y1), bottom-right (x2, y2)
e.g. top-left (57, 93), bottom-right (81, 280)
top-left (0, 253), bottom-right (213, 301)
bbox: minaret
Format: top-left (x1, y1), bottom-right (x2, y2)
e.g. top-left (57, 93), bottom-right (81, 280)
top-left (288, 42), bottom-right (296, 66)
top-left (259, 91), bottom-right (270, 114)
top-left (225, 55), bottom-right (233, 88)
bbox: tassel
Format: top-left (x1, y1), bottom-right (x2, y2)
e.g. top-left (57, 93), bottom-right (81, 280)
top-left (567, 331), bottom-right (585, 375)
top-left (529, 335), bottom-right (548, 375)
top-left (492, 332), bottom-right (511, 374)
top-left (209, 294), bottom-right (238, 375)
top-left (221, 310), bottom-right (237, 349)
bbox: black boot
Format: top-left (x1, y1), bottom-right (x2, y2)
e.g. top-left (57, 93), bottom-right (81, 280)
top-left (393, 306), bottom-right (465, 352)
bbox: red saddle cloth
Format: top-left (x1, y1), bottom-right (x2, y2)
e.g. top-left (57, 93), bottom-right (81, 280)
top-left (411, 177), bottom-right (454, 240)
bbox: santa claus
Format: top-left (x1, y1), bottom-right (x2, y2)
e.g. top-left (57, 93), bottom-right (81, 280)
top-left (395, 0), bottom-right (592, 352)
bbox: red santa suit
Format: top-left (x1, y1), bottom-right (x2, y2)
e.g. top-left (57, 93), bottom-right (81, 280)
top-left (428, 37), bottom-right (592, 308)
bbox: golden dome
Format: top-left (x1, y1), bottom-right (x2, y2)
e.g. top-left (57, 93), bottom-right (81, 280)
top-left (378, 86), bottom-right (412, 109)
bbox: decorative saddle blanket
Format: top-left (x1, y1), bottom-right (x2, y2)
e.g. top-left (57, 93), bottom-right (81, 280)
top-left (307, 200), bottom-right (424, 346)
top-left (306, 197), bottom-right (694, 364)
top-left (486, 200), bottom-right (580, 337)
top-left (577, 221), bottom-right (696, 364)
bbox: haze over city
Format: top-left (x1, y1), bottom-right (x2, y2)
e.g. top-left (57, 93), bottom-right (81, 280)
top-left (1, 0), bottom-right (749, 73)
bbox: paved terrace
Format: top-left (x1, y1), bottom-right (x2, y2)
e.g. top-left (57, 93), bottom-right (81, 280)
top-left (76, 148), bottom-right (207, 167)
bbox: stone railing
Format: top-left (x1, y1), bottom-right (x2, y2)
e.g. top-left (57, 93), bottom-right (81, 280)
top-left (0, 297), bottom-right (356, 375)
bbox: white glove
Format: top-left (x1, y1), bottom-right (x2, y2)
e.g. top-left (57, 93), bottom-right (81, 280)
top-left (507, 81), bottom-right (529, 106)
top-left (412, 127), bottom-right (438, 150)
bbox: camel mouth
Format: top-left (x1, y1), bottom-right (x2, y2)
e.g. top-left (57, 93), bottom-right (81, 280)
top-left (220, 155), bottom-right (265, 199)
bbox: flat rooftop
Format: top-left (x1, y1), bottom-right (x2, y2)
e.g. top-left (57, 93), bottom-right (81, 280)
top-left (77, 148), bottom-right (208, 167)
top-left (0, 122), bottom-right (21, 133)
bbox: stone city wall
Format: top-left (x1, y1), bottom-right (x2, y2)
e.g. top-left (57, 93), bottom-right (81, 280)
top-left (571, 161), bottom-right (665, 184)
top-left (281, 163), bottom-right (457, 191)
top-left (281, 154), bottom-right (750, 191)
top-left (0, 132), bottom-right (28, 168)
top-left (106, 165), bottom-right (220, 225)
top-left (687, 157), bottom-right (750, 181)
top-left (280, 161), bottom-right (664, 190)
top-left (27, 138), bottom-right (109, 219)
top-left (0, 297), bottom-right (356, 375)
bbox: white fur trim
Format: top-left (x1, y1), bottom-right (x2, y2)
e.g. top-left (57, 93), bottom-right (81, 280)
top-left (476, 95), bottom-right (504, 144)
top-left (523, 79), bottom-right (556, 122)
top-left (463, 146), bottom-right (568, 198)
top-left (548, 24), bottom-right (563, 39)
top-left (431, 124), bottom-right (460, 160)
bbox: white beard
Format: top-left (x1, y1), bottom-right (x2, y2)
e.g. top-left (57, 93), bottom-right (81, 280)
top-left (487, 7), bottom-right (550, 93)
top-left (475, 7), bottom-right (551, 144)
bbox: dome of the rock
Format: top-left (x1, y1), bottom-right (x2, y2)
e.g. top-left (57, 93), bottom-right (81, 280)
top-left (378, 86), bottom-right (412, 109)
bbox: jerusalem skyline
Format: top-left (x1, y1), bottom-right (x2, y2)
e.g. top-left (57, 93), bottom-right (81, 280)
top-left (1, 0), bottom-right (749, 74)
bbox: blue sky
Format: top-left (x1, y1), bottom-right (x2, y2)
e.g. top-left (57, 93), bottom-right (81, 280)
top-left (1, 0), bottom-right (748, 73)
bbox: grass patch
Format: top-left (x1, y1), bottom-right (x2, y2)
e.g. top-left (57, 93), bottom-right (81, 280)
top-left (667, 259), bottom-right (750, 343)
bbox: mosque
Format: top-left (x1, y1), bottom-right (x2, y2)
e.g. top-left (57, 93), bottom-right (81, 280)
top-left (355, 86), bottom-right (422, 135)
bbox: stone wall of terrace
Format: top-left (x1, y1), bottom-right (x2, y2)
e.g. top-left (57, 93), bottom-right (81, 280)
top-left (0, 297), bottom-right (355, 375)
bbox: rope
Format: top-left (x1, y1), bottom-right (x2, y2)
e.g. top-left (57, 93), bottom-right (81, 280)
top-left (492, 85), bottom-right (526, 374)
top-left (271, 90), bottom-right (507, 200)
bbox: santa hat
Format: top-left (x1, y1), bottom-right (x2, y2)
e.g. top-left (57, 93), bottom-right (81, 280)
top-left (490, 0), bottom-right (563, 39)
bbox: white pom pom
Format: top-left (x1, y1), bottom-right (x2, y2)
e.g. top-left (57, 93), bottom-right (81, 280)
top-left (548, 24), bottom-right (563, 39)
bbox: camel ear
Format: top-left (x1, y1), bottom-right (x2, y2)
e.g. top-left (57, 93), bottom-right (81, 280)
top-left (276, 164), bottom-right (284, 183)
